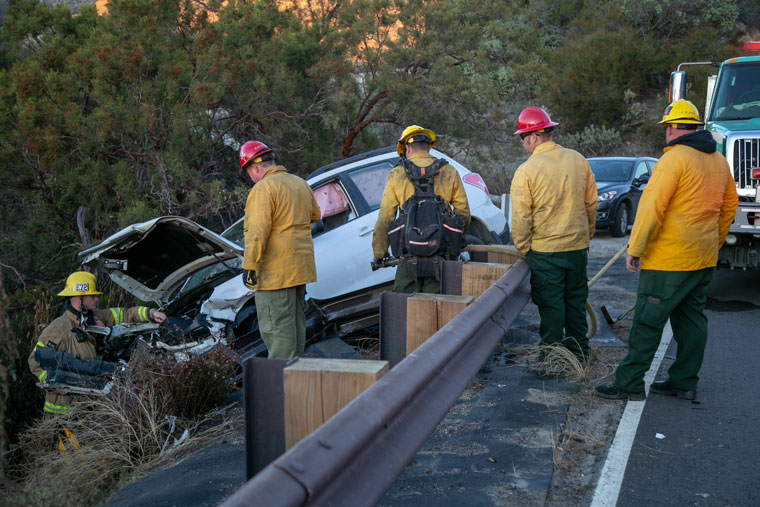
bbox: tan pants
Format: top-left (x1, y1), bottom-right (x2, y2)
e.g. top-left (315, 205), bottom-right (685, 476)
top-left (254, 285), bottom-right (307, 359)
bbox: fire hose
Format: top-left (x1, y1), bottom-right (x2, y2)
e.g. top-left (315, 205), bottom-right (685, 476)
top-left (372, 243), bottom-right (628, 339)
top-left (586, 243), bottom-right (628, 339)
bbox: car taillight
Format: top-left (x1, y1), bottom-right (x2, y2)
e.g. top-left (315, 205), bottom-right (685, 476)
top-left (752, 168), bottom-right (760, 180)
top-left (463, 173), bottom-right (489, 195)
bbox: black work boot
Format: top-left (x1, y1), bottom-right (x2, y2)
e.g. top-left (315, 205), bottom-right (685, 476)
top-left (595, 384), bottom-right (646, 401)
top-left (650, 381), bottom-right (696, 401)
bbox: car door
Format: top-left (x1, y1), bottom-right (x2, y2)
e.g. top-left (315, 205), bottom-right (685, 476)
top-left (629, 159), bottom-right (651, 218)
top-left (307, 160), bottom-right (397, 301)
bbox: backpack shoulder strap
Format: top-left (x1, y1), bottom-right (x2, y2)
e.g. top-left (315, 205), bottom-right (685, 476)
top-left (428, 158), bottom-right (448, 176)
top-left (401, 158), bottom-right (447, 181)
top-left (400, 159), bottom-right (431, 193)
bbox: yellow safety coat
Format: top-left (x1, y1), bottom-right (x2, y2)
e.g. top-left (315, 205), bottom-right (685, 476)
top-left (243, 166), bottom-right (321, 290)
top-left (372, 152), bottom-right (471, 259)
top-left (511, 142), bottom-right (597, 254)
top-left (28, 305), bottom-right (157, 415)
top-left (628, 143), bottom-right (738, 271)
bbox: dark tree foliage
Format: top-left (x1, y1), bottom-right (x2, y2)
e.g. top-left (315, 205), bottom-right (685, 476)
top-left (0, 0), bottom-right (751, 468)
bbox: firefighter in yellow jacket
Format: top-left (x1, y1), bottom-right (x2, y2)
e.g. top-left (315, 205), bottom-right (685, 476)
top-left (597, 100), bottom-right (738, 401)
top-left (372, 125), bottom-right (471, 293)
top-left (511, 107), bottom-right (597, 362)
top-left (28, 271), bottom-right (166, 416)
top-left (238, 140), bottom-right (321, 359)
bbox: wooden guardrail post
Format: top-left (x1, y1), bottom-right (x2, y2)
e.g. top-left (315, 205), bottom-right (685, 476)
top-left (464, 244), bottom-right (523, 265)
top-left (461, 262), bottom-right (512, 298)
top-left (283, 358), bottom-right (389, 449)
top-left (406, 294), bottom-right (473, 354)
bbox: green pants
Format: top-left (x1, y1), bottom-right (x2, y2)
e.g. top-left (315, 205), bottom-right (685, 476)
top-left (525, 249), bottom-right (589, 359)
top-left (394, 259), bottom-right (441, 294)
top-left (255, 285), bottom-right (307, 359)
top-left (614, 268), bottom-right (713, 393)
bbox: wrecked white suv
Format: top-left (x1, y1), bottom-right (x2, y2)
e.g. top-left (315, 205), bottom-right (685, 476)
top-left (77, 147), bottom-right (509, 361)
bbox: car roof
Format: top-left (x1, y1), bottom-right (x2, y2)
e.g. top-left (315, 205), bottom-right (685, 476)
top-left (307, 146), bottom-right (398, 180)
top-left (587, 156), bottom-right (658, 162)
top-left (306, 146), bottom-right (474, 188)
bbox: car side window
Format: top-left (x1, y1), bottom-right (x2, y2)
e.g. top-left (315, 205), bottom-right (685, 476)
top-left (221, 219), bottom-right (244, 247)
top-left (313, 180), bottom-right (357, 232)
top-left (345, 162), bottom-right (395, 211)
top-left (634, 162), bottom-right (649, 180)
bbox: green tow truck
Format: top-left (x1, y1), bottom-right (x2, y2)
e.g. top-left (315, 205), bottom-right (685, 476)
top-left (669, 42), bottom-right (760, 269)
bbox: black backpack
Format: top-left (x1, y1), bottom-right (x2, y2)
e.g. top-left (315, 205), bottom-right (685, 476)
top-left (387, 158), bottom-right (466, 263)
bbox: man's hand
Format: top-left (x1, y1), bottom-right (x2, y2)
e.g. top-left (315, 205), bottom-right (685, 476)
top-left (371, 257), bottom-right (388, 271)
top-left (626, 254), bottom-right (640, 273)
top-left (242, 269), bottom-right (257, 289)
top-left (152, 311), bottom-right (167, 323)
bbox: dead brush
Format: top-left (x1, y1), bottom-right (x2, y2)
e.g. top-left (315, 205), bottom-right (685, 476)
top-left (353, 337), bottom-right (379, 360)
top-left (537, 343), bottom-right (592, 382)
top-left (510, 342), bottom-right (594, 382)
top-left (552, 424), bottom-right (605, 473)
top-left (2, 346), bottom-right (239, 505)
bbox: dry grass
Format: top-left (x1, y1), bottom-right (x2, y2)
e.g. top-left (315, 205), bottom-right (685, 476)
top-left (509, 342), bottom-right (620, 385)
top-left (0, 347), bottom-right (239, 506)
top-left (507, 341), bottom-right (627, 477)
top-left (353, 336), bottom-right (380, 360)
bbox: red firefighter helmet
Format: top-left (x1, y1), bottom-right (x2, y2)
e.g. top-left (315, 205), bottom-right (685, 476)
top-left (238, 140), bottom-right (275, 173)
top-left (514, 106), bottom-right (559, 135)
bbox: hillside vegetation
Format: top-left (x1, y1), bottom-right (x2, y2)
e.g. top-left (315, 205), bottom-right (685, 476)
top-left (1, 0), bottom-right (759, 485)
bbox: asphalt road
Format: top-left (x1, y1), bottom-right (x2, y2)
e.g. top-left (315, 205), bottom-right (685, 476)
top-left (107, 239), bottom-right (760, 506)
top-left (615, 269), bottom-right (760, 507)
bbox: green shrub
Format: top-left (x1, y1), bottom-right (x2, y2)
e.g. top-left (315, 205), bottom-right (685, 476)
top-left (562, 125), bottom-right (622, 157)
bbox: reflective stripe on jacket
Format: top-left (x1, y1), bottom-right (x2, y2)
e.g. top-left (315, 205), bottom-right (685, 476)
top-left (372, 152), bottom-right (471, 259)
top-left (511, 142), bottom-right (597, 254)
top-left (242, 166), bottom-right (321, 290)
top-left (628, 143), bottom-right (738, 271)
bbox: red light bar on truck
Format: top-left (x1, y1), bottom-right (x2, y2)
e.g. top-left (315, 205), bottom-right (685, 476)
top-left (745, 41), bottom-right (760, 52)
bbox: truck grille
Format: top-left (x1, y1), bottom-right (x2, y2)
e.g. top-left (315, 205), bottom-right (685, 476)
top-left (732, 137), bottom-right (760, 189)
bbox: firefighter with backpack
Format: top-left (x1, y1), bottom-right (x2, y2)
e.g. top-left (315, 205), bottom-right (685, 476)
top-left (372, 126), bottom-right (471, 293)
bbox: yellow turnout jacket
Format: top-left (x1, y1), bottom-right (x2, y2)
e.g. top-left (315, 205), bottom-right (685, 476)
top-left (511, 142), bottom-right (597, 254)
top-left (28, 305), bottom-right (157, 415)
top-left (628, 133), bottom-right (738, 271)
top-left (243, 166), bottom-right (321, 290)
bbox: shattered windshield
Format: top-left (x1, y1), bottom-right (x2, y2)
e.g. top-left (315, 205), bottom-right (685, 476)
top-left (711, 62), bottom-right (760, 121)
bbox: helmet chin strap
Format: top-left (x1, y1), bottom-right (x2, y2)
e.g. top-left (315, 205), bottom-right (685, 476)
top-left (70, 295), bottom-right (90, 315)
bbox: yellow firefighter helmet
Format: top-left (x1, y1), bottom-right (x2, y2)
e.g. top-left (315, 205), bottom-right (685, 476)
top-left (396, 125), bottom-right (437, 156)
top-left (658, 99), bottom-right (704, 126)
top-left (57, 271), bottom-right (102, 297)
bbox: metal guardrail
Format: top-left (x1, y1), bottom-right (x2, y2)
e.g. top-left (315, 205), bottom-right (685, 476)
top-left (221, 259), bottom-right (531, 507)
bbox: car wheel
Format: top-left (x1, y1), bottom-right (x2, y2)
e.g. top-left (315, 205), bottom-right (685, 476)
top-left (611, 203), bottom-right (629, 237)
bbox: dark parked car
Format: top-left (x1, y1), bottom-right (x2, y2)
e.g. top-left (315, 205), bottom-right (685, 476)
top-left (588, 156), bottom-right (658, 237)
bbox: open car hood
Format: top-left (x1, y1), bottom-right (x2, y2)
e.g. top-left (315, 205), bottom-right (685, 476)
top-left (77, 216), bottom-right (243, 304)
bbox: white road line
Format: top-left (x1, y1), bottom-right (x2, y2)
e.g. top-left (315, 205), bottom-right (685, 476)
top-left (590, 321), bottom-right (673, 507)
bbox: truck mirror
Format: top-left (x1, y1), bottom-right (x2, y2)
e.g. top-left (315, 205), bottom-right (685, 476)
top-left (669, 71), bottom-right (687, 102)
